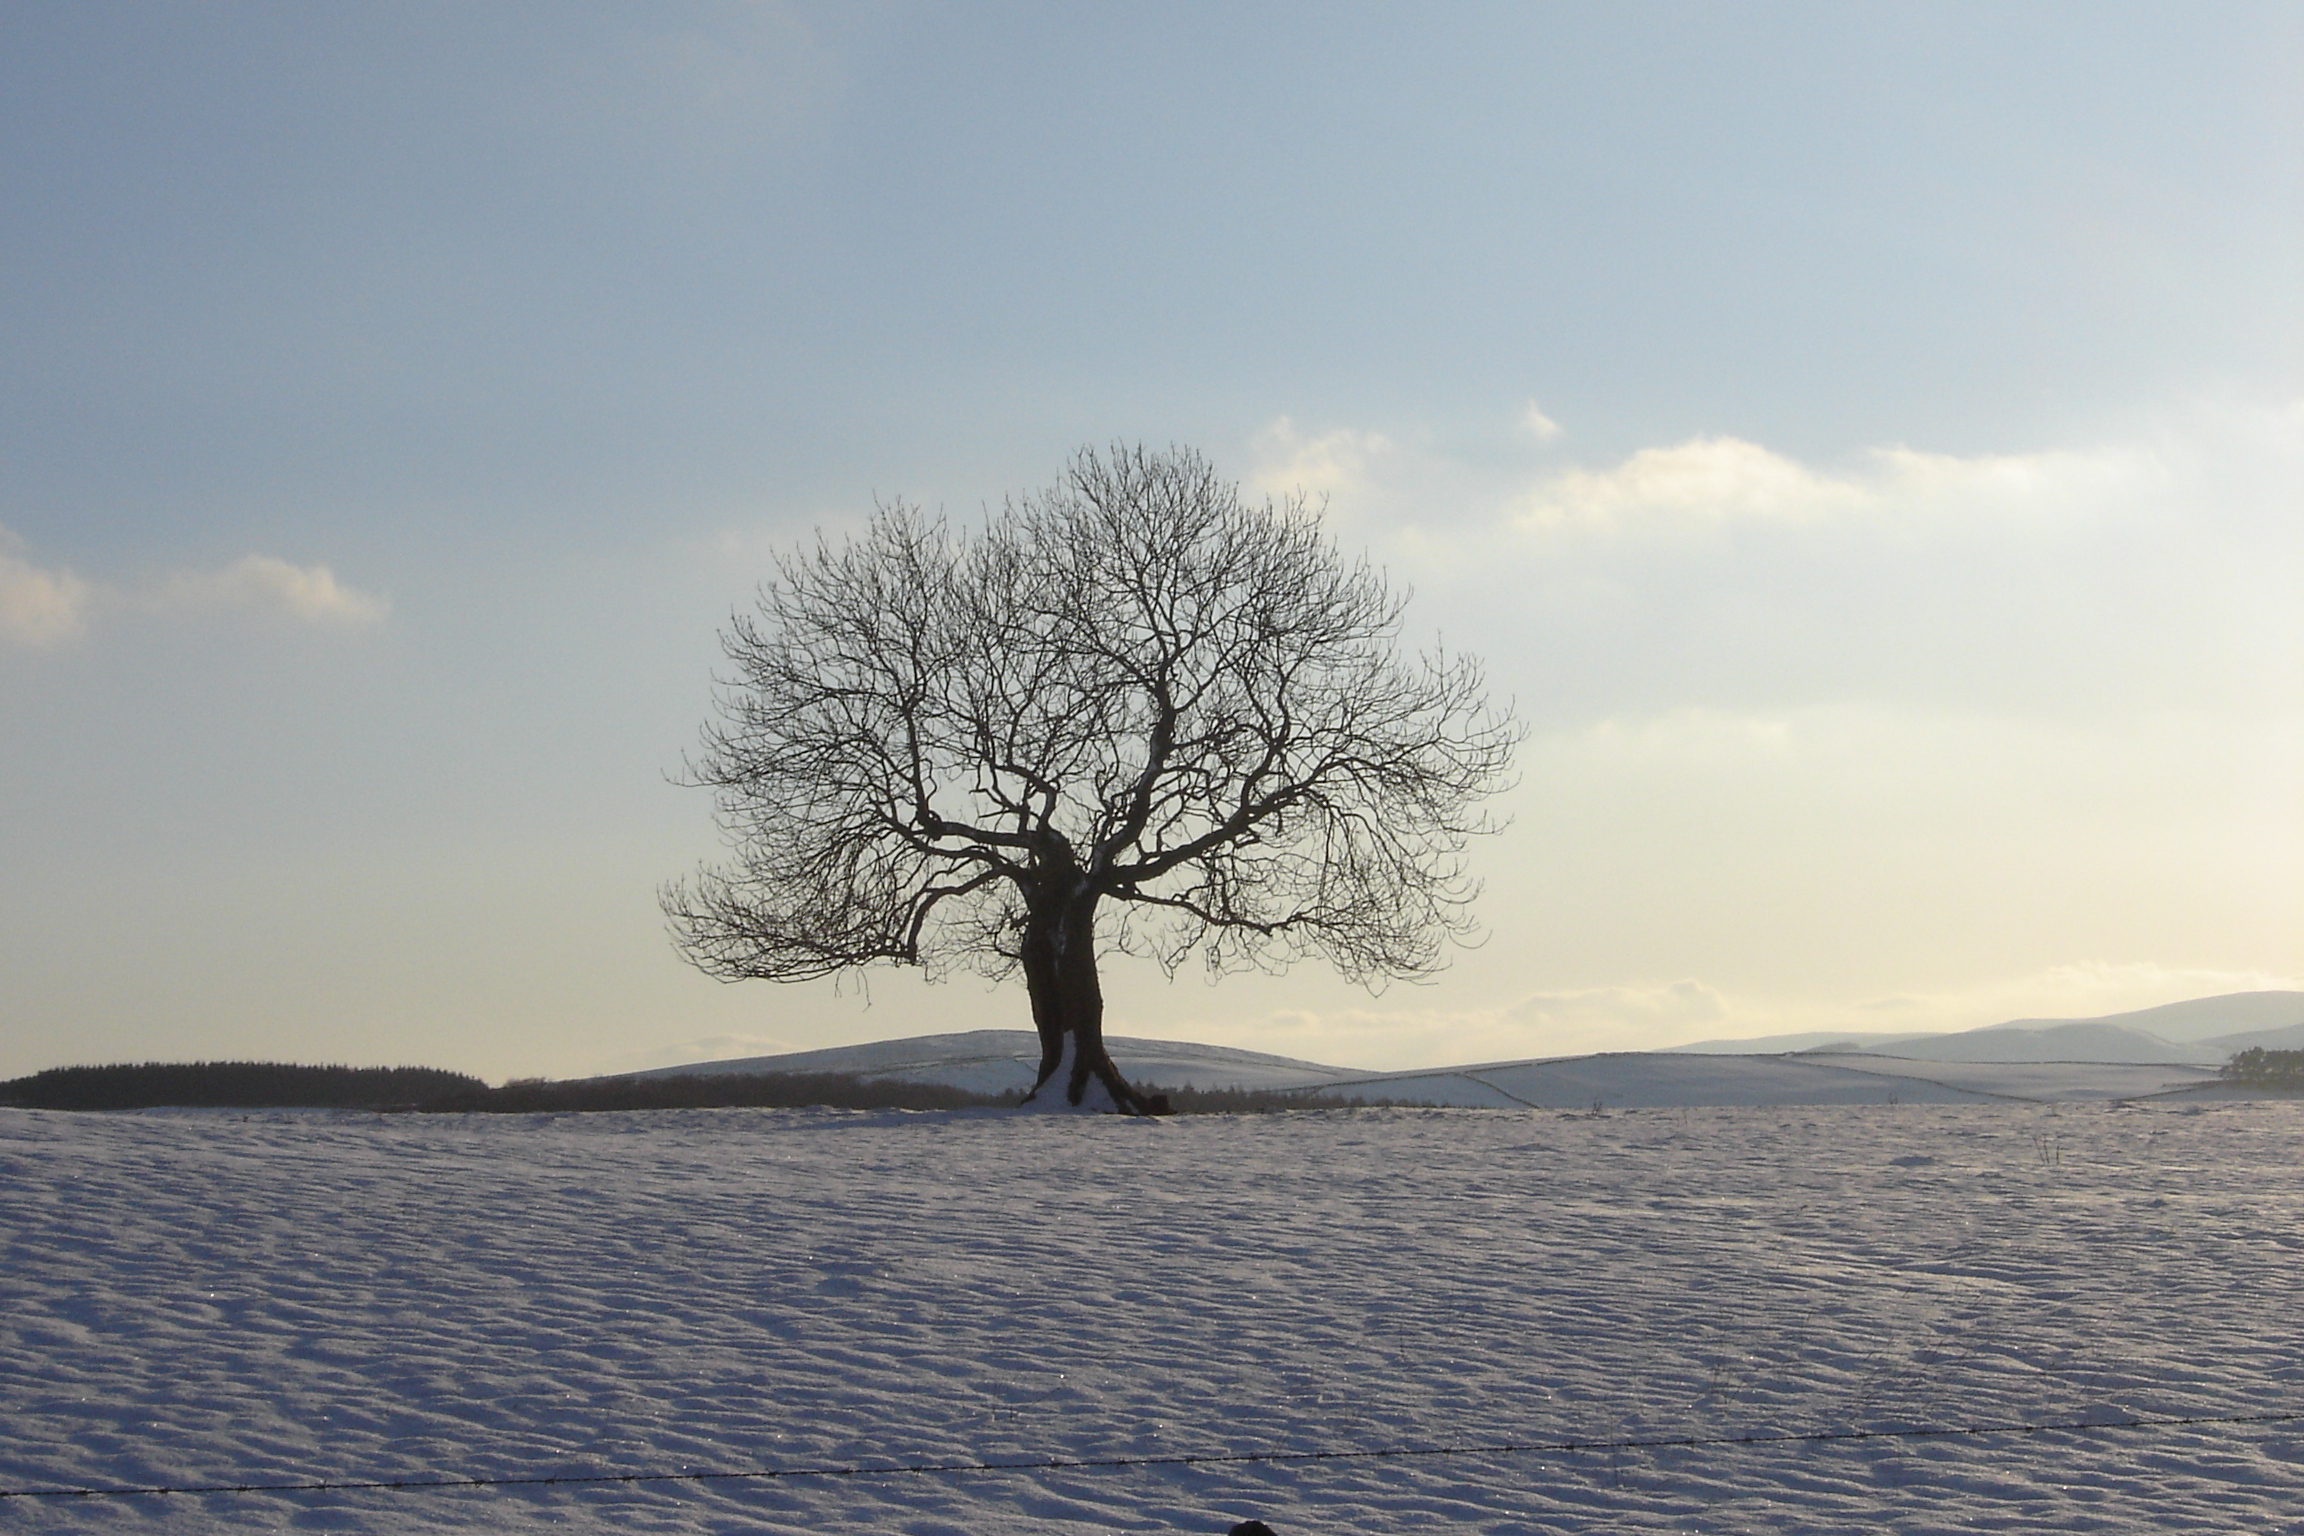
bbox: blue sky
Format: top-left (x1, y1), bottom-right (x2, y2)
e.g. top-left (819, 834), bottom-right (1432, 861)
top-left (3, 1), bottom-right (2298, 1080)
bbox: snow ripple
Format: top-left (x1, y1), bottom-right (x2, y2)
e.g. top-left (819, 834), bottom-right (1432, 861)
top-left (1, 1102), bottom-right (2299, 1533)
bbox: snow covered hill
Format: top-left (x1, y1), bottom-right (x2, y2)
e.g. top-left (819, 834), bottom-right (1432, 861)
top-left (629, 992), bottom-right (2302, 1107)
top-left (2015, 990), bottom-right (2304, 1043)
top-left (1846, 1021), bottom-right (2224, 1066)
top-left (636, 1029), bottom-right (2229, 1106)
top-left (1676, 989), bottom-right (2304, 1066)
top-left (1314, 1052), bottom-right (2221, 1106)
top-left (632, 1030), bottom-right (1364, 1097)
top-left (2203, 1019), bottom-right (2304, 1054)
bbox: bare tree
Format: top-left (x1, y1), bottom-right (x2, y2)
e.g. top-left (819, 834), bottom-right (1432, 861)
top-left (663, 445), bottom-right (1520, 1112)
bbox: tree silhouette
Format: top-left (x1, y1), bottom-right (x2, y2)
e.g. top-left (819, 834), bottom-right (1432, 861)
top-left (663, 445), bottom-right (1519, 1112)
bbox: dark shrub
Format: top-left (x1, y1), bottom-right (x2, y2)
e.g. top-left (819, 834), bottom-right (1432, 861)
top-left (0, 1061), bottom-right (486, 1111)
top-left (2220, 1048), bottom-right (2304, 1090)
top-left (415, 1071), bottom-right (1010, 1114)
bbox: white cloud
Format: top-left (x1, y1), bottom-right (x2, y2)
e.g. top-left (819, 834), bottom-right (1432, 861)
top-left (0, 530), bottom-right (389, 648)
top-left (1247, 416), bottom-right (1400, 516)
top-left (1508, 435), bottom-right (2155, 534)
top-left (1246, 414), bottom-right (1527, 544)
top-left (1349, 398), bottom-right (2302, 721)
top-left (0, 536), bottom-right (92, 649)
top-left (1520, 401), bottom-right (1564, 442)
top-left (155, 554), bottom-right (391, 627)
top-left (1519, 436), bottom-right (1859, 528)
top-left (1505, 979), bottom-right (1731, 1037)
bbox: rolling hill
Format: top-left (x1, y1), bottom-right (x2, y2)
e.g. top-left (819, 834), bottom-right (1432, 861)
top-left (1673, 989), bottom-right (2304, 1066)
top-left (633, 1026), bottom-right (2233, 1108)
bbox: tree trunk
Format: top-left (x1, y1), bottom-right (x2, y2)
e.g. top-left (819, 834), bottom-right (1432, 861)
top-left (1017, 887), bottom-right (1169, 1114)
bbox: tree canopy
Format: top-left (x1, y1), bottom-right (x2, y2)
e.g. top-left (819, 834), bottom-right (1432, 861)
top-left (664, 445), bottom-right (1519, 1111)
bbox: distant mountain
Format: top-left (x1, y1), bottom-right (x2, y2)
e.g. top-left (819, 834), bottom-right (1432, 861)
top-left (1673, 1030), bottom-right (1941, 1055)
top-left (1674, 991), bottom-right (2303, 1064)
top-left (1849, 1021), bottom-right (2219, 1066)
top-left (2199, 1021), bottom-right (2304, 1055)
top-left (1992, 991), bottom-right (2304, 1044)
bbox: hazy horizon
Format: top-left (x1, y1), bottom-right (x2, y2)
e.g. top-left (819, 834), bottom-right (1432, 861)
top-left (3, 3), bottom-right (2298, 1081)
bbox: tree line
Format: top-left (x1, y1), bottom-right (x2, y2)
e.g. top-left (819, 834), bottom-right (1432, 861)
top-left (2217, 1048), bottom-right (2304, 1090)
top-left (0, 1061), bottom-right (485, 1111)
top-left (0, 1060), bottom-right (1408, 1115)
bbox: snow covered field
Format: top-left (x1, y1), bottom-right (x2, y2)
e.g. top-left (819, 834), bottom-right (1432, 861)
top-left (5, 1101), bottom-right (2302, 1534)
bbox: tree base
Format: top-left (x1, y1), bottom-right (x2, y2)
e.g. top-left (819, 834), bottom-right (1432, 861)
top-left (1018, 1033), bottom-right (1172, 1116)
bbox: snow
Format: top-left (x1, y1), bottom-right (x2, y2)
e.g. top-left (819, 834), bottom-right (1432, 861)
top-left (5, 1099), bottom-right (2302, 1534)
top-left (2023, 991), bottom-right (2304, 1044)
top-left (634, 1030), bottom-right (2233, 1108)
top-left (1789, 1055), bottom-right (2223, 1104)
top-left (1301, 1052), bottom-right (2224, 1108)
top-left (1673, 990), bottom-right (2304, 1058)
top-left (634, 1029), bottom-right (1365, 1096)
top-left (1012, 1033), bottom-right (1120, 1113)
top-left (1842, 1023), bottom-right (2227, 1066)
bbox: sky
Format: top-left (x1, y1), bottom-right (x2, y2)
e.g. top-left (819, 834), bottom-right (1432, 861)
top-left (1, 1), bottom-right (2298, 1083)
